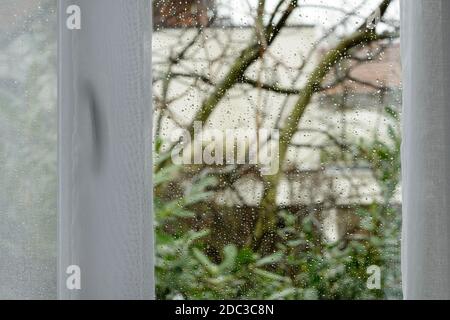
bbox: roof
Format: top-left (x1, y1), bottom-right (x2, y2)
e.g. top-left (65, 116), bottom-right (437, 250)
top-left (323, 43), bottom-right (401, 95)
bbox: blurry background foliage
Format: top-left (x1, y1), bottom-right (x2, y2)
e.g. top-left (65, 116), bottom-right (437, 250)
top-left (155, 107), bottom-right (401, 299)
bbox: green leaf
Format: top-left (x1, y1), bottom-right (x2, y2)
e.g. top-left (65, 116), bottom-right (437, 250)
top-left (218, 245), bottom-right (238, 272)
top-left (268, 288), bottom-right (296, 300)
top-left (255, 252), bottom-right (283, 267)
top-left (253, 268), bottom-right (289, 282)
top-left (154, 165), bottom-right (179, 186)
top-left (192, 248), bottom-right (219, 275)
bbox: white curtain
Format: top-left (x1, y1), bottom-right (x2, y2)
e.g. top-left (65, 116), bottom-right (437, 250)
top-left (401, 0), bottom-right (450, 299)
top-left (58, 0), bottom-right (153, 299)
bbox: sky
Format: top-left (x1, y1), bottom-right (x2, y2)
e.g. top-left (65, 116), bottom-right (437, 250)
top-left (217, 0), bottom-right (400, 29)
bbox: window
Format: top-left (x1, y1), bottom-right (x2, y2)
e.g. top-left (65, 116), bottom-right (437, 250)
top-left (153, 0), bottom-right (401, 300)
top-left (0, 0), bottom-right (401, 300)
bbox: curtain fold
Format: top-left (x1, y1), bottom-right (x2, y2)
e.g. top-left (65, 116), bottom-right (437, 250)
top-left (58, 0), bottom-right (153, 299)
top-left (401, 0), bottom-right (450, 299)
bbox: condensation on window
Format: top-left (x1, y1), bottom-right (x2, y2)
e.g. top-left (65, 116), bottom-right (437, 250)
top-left (0, 0), bottom-right (57, 299)
top-left (0, 0), bottom-right (401, 301)
top-left (153, 0), bottom-right (401, 300)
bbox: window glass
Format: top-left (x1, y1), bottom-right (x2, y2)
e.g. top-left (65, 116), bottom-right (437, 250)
top-left (0, 0), bottom-right (57, 299)
top-left (153, 0), bottom-right (401, 300)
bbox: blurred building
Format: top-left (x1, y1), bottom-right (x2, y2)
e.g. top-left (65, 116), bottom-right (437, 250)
top-left (153, 0), bottom-right (215, 28)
